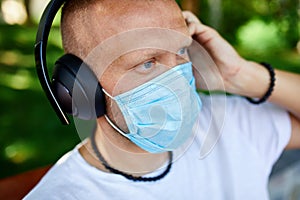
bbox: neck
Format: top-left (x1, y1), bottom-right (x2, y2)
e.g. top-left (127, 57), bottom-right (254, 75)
top-left (79, 116), bottom-right (169, 176)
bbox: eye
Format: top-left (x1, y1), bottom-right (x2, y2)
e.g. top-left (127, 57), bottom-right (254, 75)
top-left (177, 47), bottom-right (187, 55)
top-left (135, 59), bottom-right (156, 73)
top-left (143, 60), bottom-right (155, 69)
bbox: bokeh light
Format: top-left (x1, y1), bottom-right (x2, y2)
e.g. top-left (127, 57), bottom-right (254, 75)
top-left (1, 0), bottom-right (27, 25)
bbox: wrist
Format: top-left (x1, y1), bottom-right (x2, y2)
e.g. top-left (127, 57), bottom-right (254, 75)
top-left (245, 62), bottom-right (276, 104)
top-left (226, 60), bottom-right (270, 98)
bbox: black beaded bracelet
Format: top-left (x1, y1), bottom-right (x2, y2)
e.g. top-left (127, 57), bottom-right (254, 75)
top-left (246, 62), bottom-right (276, 105)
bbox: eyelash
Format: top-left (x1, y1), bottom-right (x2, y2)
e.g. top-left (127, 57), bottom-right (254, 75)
top-left (135, 59), bottom-right (156, 73)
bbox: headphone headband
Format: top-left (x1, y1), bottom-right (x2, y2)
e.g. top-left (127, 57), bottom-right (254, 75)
top-left (35, 0), bottom-right (69, 124)
top-left (35, 0), bottom-right (106, 125)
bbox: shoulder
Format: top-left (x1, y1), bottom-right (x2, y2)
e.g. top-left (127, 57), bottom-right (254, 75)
top-left (24, 146), bottom-right (90, 199)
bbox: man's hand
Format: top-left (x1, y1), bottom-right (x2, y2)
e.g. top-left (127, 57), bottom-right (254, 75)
top-left (182, 11), bottom-right (255, 94)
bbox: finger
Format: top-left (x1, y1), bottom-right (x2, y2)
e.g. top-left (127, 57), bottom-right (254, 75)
top-left (186, 22), bottom-right (197, 36)
top-left (186, 20), bottom-right (205, 36)
top-left (182, 11), bottom-right (201, 24)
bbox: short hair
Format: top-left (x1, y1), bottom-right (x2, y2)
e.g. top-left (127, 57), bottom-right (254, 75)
top-left (61, 0), bottom-right (100, 59)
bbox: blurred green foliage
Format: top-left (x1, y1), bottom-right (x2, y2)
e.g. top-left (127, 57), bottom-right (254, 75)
top-left (0, 0), bottom-right (299, 179)
top-left (197, 0), bottom-right (299, 48)
top-left (0, 24), bottom-right (80, 178)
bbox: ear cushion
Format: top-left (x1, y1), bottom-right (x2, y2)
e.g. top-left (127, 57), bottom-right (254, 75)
top-left (52, 54), bottom-right (106, 120)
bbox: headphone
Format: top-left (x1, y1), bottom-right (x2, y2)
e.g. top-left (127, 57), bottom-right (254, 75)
top-left (35, 0), bottom-right (106, 125)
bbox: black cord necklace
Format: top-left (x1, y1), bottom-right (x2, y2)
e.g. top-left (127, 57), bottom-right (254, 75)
top-left (90, 131), bottom-right (173, 182)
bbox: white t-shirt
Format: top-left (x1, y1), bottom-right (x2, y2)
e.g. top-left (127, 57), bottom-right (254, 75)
top-left (24, 95), bottom-right (291, 200)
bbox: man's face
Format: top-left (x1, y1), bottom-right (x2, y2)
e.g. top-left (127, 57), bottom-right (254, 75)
top-left (84, 0), bottom-right (192, 150)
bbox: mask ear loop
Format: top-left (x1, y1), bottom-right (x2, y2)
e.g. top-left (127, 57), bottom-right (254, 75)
top-left (102, 88), bottom-right (129, 137)
top-left (102, 88), bottom-right (114, 99)
top-left (104, 114), bottom-right (129, 137)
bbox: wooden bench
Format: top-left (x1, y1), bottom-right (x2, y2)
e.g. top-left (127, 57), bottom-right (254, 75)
top-left (0, 166), bottom-right (51, 200)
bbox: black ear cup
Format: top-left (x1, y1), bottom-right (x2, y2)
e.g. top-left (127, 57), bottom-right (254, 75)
top-left (52, 54), bottom-right (106, 120)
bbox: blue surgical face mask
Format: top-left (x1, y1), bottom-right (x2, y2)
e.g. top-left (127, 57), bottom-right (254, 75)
top-left (103, 62), bottom-right (202, 153)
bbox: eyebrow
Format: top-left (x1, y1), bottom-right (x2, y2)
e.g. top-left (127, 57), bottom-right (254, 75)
top-left (114, 34), bottom-right (192, 69)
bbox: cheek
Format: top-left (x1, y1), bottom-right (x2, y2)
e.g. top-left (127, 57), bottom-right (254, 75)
top-left (112, 64), bottom-right (171, 95)
top-left (112, 73), bottom-right (144, 95)
top-left (99, 67), bottom-right (123, 95)
top-left (101, 70), bottom-right (145, 96)
top-left (99, 65), bottom-right (138, 96)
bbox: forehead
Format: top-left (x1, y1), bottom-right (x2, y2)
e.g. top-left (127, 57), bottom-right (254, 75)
top-left (88, 0), bottom-right (189, 43)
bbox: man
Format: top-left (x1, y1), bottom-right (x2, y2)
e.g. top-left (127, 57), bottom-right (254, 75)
top-left (25, 0), bottom-right (300, 199)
